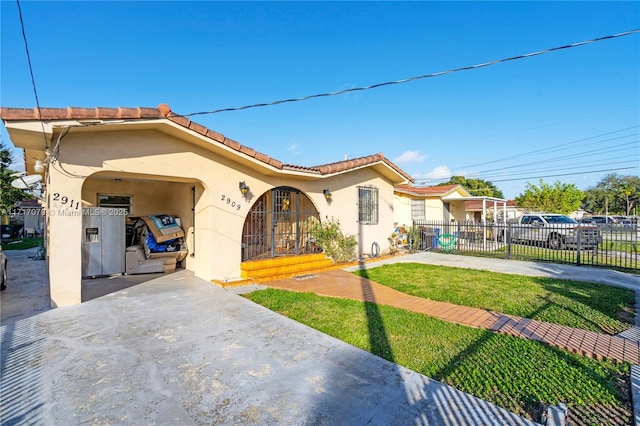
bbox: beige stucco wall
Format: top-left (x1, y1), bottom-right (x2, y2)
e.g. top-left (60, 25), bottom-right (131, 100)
top-left (39, 125), bottom-right (400, 306)
top-left (425, 198), bottom-right (444, 221)
top-left (393, 194), bottom-right (412, 226)
top-left (449, 201), bottom-right (466, 222)
top-left (395, 192), bottom-right (469, 224)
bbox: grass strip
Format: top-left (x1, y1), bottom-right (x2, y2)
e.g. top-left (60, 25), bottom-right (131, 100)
top-left (1, 237), bottom-right (43, 250)
top-left (245, 289), bottom-right (631, 424)
top-left (353, 263), bottom-right (634, 334)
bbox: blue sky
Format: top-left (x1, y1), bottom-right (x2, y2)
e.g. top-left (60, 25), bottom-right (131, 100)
top-left (1, 1), bottom-right (638, 199)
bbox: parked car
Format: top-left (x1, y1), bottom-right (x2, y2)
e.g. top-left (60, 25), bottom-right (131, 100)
top-left (0, 245), bottom-right (6, 291)
top-left (1, 224), bottom-right (23, 242)
top-left (581, 215), bottom-right (633, 228)
top-left (501, 213), bottom-right (600, 250)
top-left (612, 215), bottom-right (633, 227)
top-left (579, 215), bottom-right (617, 225)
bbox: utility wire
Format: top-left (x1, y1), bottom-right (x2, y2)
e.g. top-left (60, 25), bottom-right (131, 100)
top-left (181, 29), bottom-right (640, 118)
top-left (16, 0), bottom-right (48, 150)
top-left (467, 159), bottom-right (639, 182)
top-left (420, 164), bottom-right (638, 185)
top-left (465, 138), bottom-right (639, 176)
top-left (459, 126), bottom-right (639, 169)
top-left (488, 166), bottom-right (638, 183)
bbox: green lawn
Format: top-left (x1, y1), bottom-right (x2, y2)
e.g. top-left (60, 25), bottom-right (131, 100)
top-left (467, 244), bottom-right (639, 272)
top-left (1, 237), bottom-right (43, 250)
top-left (245, 264), bottom-right (634, 425)
top-left (353, 263), bottom-right (635, 334)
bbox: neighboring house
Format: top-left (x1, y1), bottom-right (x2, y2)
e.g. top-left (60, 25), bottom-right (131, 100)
top-left (465, 199), bottom-right (520, 222)
top-left (394, 184), bottom-right (471, 226)
top-left (14, 199), bottom-right (45, 236)
top-left (1, 104), bottom-right (413, 307)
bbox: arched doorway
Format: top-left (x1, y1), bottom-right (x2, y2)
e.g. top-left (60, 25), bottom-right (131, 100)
top-left (241, 187), bottom-right (320, 261)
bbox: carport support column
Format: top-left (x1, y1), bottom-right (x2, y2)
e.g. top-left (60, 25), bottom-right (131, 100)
top-left (47, 174), bottom-right (84, 307)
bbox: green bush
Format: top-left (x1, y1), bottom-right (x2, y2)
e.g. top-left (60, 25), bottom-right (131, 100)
top-left (308, 217), bottom-right (357, 263)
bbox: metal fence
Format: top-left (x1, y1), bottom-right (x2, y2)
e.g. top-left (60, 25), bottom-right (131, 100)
top-left (412, 220), bottom-right (639, 273)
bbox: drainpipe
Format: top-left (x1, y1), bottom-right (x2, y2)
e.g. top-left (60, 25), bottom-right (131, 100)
top-left (191, 186), bottom-right (195, 257)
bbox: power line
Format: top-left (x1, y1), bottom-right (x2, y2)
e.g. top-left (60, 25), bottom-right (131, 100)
top-left (469, 159), bottom-right (639, 181)
top-left (465, 138), bottom-right (639, 177)
top-left (459, 126), bottom-right (639, 169)
top-left (16, 0), bottom-right (48, 150)
top-left (488, 166), bottom-right (638, 183)
top-left (180, 29), bottom-right (639, 118)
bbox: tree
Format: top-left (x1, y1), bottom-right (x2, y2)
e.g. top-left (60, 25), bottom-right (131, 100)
top-left (438, 176), bottom-right (505, 198)
top-left (515, 179), bottom-right (583, 214)
top-left (583, 174), bottom-right (640, 215)
top-left (0, 141), bottom-right (30, 215)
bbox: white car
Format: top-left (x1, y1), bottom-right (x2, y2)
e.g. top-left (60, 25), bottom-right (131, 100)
top-left (0, 246), bottom-right (6, 290)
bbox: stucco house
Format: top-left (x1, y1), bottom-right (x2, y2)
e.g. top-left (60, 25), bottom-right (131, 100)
top-left (394, 184), bottom-right (471, 226)
top-left (1, 104), bottom-right (413, 307)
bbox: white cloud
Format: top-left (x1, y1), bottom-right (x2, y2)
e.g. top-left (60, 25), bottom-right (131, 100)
top-left (393, 150), bottom-right (427, 164)
top-left (287, 143), bottom-right (298, 151)
top-left (414, 165), bottom-right (452, 181)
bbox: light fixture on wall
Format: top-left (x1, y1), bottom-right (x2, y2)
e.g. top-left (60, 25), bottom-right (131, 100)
top-left (239, 181), bottom-right (250, 197)
top-left (323, 189), bottom-right (332, 201)
top-left (34, 159), bottom-right (45, 173)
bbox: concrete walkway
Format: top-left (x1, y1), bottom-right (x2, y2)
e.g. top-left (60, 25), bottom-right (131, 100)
top-left (1, 249), bottom-right (540, 425)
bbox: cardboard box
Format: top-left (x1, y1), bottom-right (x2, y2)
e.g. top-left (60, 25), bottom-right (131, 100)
top-left (141, 214), bottom-right (184, 243)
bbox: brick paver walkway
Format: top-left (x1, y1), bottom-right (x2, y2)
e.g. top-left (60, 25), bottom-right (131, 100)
top-left (263, 269), bottom-right (640, 365)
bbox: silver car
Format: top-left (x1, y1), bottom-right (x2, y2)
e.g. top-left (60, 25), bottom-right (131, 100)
top-left (0, 245), bottom-right (6, 290)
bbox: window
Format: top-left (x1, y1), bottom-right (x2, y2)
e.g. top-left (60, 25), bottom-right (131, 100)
top-left (98, 194), bottom-right (132, 213)
top-left (411, 199), bottom-right (425, 221)
top-left (358, 186), bottom-right (378, 225)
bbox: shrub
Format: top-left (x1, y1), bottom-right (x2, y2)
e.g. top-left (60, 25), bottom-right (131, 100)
top-left (308, 217), bottom-right (357, 263)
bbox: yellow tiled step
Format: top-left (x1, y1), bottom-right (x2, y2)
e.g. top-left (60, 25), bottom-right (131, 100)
top-left (242, 260), bottom-right (333, 279)
top-left (240, 253), bottom-right (328, 272)
top-left (242, 258), bottom-right (334, 279)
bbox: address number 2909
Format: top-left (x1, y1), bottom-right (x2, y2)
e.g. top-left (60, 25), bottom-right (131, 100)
top-left (221, 195), bottom-right (241, 211)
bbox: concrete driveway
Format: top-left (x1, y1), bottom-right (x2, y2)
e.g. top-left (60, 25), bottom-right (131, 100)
top-left (0, 249), bottom-right (539, 425)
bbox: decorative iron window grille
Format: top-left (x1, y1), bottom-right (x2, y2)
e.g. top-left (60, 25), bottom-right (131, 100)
top-left (358, 186), bottom-right (378, 225)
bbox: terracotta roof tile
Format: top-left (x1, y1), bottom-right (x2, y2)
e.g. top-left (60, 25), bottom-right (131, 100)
top-left (267, 158), bottom-right (283, 168)
top-left (254, 152), bottom-right (270, 163)
top-left (0, 104), bottom-right (412, 181)
top-left (39, 108), bottom-right (68, 120)
top-left (96, 107), bottom-right (120, 119)
top-left (239, 145), bottom-right (257, 158)
top-left (222, 137), bottom-right (241, 150)
top-left (0, 107), bottom-right (36, 120)
top-left (187, 121), bottom-right (208, 136)
top-left (167, 115), bottom-right (190, 127)
top-left (206, 129), bottom-right (225, 143)
top-left (395, 184), bottom-right (461, 196)
top-left (70, 107), bottom-right (98, 119)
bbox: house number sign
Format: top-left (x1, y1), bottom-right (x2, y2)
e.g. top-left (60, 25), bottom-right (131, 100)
top-left (52, 193), bottom-right (80, 210)
top-left (221, 194), bottom-right (242, 211)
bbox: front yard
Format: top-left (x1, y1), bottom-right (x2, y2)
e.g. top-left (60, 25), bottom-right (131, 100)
top-left (245, 263), bottom-right (635, 425)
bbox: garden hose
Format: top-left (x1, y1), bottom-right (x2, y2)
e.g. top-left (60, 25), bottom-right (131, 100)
top-left (371, 242), bottom-right (380, 258)
top-left (437, 234), bottom-right (457, 251)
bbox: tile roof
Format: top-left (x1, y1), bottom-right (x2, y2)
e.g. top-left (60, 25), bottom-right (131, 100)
top-left (394, 184), bottom-right (462, 196)
top-left (0, 104), bottom-right (412, 181)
